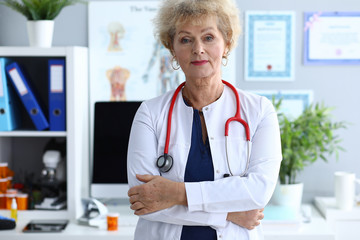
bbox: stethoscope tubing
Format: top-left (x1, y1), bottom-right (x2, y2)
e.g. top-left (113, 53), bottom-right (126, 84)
top-left (222, 81), bottom-right (250, 140)
top-left (164, 82), bottom-right (186, 155)
top-left (225, 136), bottom-right (251, 177)
top-left (161, 80), bottom-right (251, 177)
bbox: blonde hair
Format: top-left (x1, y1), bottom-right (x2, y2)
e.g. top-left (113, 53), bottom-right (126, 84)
top-left (154, 0), bottom-right (241, 55)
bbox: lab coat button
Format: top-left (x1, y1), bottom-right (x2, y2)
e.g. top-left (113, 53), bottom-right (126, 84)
top-left (210, 137), bottom-right (214, 140)
top-left (205, 107), bottom-right (209, 111)
top-left (219, 235), bottom-right (222, 238)
top-left (216, 170), bottom-right (220, 174)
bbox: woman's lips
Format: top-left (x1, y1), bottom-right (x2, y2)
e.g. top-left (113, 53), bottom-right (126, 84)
top-left (191, 60), bottom-right (208, 66)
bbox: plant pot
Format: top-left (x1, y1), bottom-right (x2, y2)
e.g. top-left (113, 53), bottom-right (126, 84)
top-left (271, 182), bottom-right (304, 212)
top-left (27, 20), bottom-right (54, 47)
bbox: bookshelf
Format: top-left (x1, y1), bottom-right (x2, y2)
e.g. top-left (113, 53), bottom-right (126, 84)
top-left (0, 47), bottom-right (89, 220)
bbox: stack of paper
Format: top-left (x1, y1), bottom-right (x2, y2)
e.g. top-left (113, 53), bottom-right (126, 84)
top-left (262, 205), bottom-right (303, 231)
top-left (314, 197), bottom-right (360, 227)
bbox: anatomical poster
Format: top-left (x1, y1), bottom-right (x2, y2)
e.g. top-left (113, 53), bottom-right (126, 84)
top-left (88, 1), bottom-right (236, 104)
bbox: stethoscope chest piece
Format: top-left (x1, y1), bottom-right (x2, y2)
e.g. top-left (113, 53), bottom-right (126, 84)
top-left (157, 154), bottom-right (173, 173)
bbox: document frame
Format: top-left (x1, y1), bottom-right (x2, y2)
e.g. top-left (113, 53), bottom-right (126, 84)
top-left (251, 90), bottom-right (313, 119)
top-left (303, 11), bottom-right (360, 65)
top-left (245, 11), bottom-right (295, 82)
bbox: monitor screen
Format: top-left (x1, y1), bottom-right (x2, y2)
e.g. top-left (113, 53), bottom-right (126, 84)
top-left (91, 101), bottom-right (142, 199)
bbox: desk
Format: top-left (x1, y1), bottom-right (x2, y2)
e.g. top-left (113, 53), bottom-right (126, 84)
top-left (315, 197), bottom-right (360, 240)
top-left (0, 205), bottom-right (136, 240)
top-left (264, 205), bottom-right (334, 240)
top-left (0, 204), bottom-right (334, 240)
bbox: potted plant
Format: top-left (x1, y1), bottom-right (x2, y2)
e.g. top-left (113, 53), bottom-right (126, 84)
top-left (0, 0), bottom-right (84, 47)
top-left (271, 99), bottom-right (347, 211)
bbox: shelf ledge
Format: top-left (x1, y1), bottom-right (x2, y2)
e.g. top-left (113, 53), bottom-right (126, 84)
top-left (0, 131), bottom-right (67, 137)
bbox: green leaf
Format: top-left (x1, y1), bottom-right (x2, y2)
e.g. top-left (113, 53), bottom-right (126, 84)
top-left (0, 0), bottom-right (85, 20)
top-left (278, 101), bottom-right (348, 184)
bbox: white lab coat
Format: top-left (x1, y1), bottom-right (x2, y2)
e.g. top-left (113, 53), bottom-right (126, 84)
top-left (127, 84), bottom-right (282, 240)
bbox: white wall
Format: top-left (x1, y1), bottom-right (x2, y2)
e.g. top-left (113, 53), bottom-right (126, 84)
top-left (237, 0), bottom-right (360, 202)
top-left (1, 0), bottom-right (359, 203)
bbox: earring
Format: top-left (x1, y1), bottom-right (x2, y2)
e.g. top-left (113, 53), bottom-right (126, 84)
top-left (171, 56), bottom-right (180, 70)
top-left (222, 55), bottom-right (228, 66)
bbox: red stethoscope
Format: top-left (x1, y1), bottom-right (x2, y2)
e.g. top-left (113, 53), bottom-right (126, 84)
top-left (156, 80), bottom-right (251, 177)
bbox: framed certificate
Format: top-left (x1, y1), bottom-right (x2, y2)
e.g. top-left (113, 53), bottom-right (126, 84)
top-left (245, 11), bottom-right (295, 81)
top-left (251, 90), bottom-right (313, 119)
top-left (304, 12), bottom-right (360, 65)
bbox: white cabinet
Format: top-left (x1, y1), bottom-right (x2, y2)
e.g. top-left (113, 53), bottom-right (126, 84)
top-left (0, 47), bottom-right (89, 220)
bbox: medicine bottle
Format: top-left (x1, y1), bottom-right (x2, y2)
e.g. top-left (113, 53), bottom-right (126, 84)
top-left (10, 198), bottom-right (17, 222)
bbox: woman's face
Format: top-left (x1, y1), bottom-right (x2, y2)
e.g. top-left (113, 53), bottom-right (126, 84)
top-left (172, 16), bottom-right (228, 82)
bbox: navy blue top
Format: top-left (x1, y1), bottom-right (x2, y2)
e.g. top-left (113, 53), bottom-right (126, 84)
top-left (180, 108), bottom-right (217, 240)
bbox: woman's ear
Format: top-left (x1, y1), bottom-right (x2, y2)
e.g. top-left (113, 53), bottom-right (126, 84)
top-left (170, 48), bottom-right (175, 57)
top-left (223, 46), bottom-right (230, 57)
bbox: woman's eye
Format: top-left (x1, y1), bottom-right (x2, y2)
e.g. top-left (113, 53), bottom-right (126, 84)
top-left (205, 35), bottom-right (214, 41)
top-left (180, 38), bottom-right (191, 44)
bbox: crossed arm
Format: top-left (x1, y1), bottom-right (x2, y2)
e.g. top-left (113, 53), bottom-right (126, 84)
top-left (128, 174), bottom-right (264, 230)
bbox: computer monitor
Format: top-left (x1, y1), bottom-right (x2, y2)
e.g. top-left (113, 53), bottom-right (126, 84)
top-left (91, 101), bottom-right (142, 199)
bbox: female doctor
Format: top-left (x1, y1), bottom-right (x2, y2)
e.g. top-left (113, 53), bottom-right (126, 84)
top-left (127, 0), bottom-right (282, 239)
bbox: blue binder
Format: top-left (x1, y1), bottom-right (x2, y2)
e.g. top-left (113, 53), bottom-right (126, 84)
top-left (0, 58), bottom-right (21, 131)
top-left (48, 59), bottom-right (66, 131)
top-left (5, 62), bottom-right (49, 131)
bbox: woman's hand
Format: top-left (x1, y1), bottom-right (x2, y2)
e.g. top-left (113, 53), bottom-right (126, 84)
top-left (128, 174), bottom-right (187, 215)
top-left (226, 209), bottom-right (264, 230)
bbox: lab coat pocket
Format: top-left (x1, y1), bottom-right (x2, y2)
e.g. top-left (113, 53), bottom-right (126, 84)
top-left (225, 138), bottom-right (252, 176)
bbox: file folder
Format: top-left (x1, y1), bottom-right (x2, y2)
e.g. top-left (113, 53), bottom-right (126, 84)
top-left (0, 58), bottom-right (20, 131)
top-left (48, 59), bottom-right (66, 131)
top-left (5, 62), bottom-right (49, 131)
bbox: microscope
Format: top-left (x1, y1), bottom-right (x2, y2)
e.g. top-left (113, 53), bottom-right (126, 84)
top-left (34, 150), bottom-right (66, 210)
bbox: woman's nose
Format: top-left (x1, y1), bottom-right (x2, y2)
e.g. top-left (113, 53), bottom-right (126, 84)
top-left (192, 40), bottom-right (204, 55)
